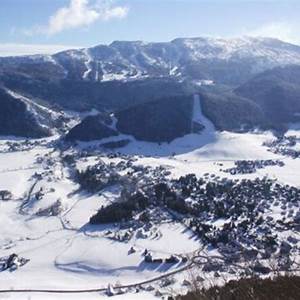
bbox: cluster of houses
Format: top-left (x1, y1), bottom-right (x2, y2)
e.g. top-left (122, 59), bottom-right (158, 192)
top-left (76, 162), bottom-right (123, 193)
top-left (76, 155), bottom-right (171, 197)
top-left (0, 253), bottom-right (29, 272)
top-left (223, 159), bottom-right (284, 175)
top-left (144, 252), bottom-right (183, 264)
top-left (264, 135), bottom-right (298, 148)
top-left (0, 139), bottom-right (48, 153)
top-left (62, 149), bottom-right (300, 275)
top-left (82, 155), bottom-right (299, 273)
top-left (178, 176), bottom-right (299, 249)
top-left (35, 199), bottom-right (62, 217)
top-left (0, 190), bottom-right (13, 201)
top-left (263, 135), bottom-right (300, 158)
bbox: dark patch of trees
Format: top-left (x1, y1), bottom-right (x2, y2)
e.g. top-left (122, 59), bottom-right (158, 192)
top-left (76, 163), bottom-right (121, 193)
top-left (116, 96), bottom-right (194, 143)
top-left (177, 275), bottom-right (300, 300)
top-left (90, 191), bottom-right (149, 224)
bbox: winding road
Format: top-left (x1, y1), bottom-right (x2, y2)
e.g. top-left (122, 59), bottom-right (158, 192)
top-left (1, 250), bottom-right (298, 295)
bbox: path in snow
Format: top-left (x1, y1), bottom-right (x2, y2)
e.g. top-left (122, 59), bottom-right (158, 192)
top-left (71, 94), bottom-right (219, 157)
top-left (95, 61), bottom-right (100, 82)
top-left (83, 49), bottom-right (93, 80)
top-left (192, 94), bottom-right (215, 134)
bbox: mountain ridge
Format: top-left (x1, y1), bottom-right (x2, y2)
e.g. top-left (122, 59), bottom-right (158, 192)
top-left (2, 36), bottom-right (300, 85)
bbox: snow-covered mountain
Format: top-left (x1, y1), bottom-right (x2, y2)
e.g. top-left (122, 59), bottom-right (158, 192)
top-left (52, 37), bottom-right (300, 84)
top-left (2, 37), bottom-right (300, 85)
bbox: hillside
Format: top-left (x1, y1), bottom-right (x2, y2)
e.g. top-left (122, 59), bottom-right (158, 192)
top-left (0, 88), bottom-right (51, 138)
top-left (236, 65), bottom-right (300, 129)
top-left (115, 96), bottom-right (195, 142)
top-left (65, 113), bottom-right (118, 142)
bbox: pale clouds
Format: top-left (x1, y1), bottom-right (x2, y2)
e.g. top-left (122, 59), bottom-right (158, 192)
top-left (28, 0), bottom-right (129, 35)
top-left (247, 22), bottom-right (300, 45)
top-left (0, 43), bottom-right (80, 57)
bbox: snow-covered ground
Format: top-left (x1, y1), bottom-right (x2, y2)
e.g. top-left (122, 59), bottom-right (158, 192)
top-left (76, 129), bottom-right (300, 187)
top-left (0, 141), bottom-right (200, 299)
top-left (0, 118), bottom-right (300, 299)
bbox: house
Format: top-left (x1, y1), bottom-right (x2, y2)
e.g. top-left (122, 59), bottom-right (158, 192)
top-left (165, 255), bottom-right (180, 264)
top-left (106, 284), bottom-right (116, 297)
top-left (3, 254), bottom-right (19, 270)
top-left (144, 253), bottom-right (153, 263)
top-left (0, 190), bottom-right (12, 201)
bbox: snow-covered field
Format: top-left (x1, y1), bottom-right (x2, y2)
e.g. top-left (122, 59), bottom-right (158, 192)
top-left (0, 140), bottom-right (201, 299)
top-left (1, 104), bottom-right (300, 299)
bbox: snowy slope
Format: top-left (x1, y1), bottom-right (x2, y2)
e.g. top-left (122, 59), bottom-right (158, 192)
top-left (0, 138), bottom-right (200, 299)
top-left (82, 48), bottom-right (93, 80)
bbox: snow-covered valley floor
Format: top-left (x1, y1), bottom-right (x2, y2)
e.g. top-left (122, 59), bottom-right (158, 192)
top-left (0, 125), bottom-right (300, 299)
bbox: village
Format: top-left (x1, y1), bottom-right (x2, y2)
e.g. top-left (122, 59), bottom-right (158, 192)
top-left (0, 134), bottom-right (300, 298)
top-left (263, 135), bottom-right (300, 159)
top-left (222, 159), bottom-right (285, 175)
top-left (67, 148), bottom-right (300, 278)
top-left (0, 139), bottom-right (49, 153)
